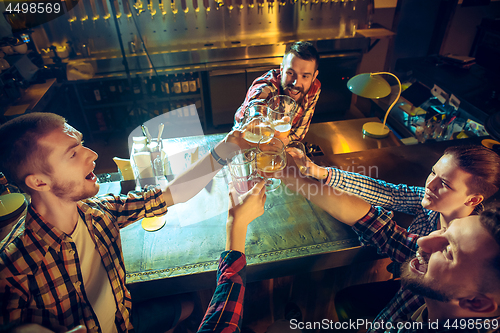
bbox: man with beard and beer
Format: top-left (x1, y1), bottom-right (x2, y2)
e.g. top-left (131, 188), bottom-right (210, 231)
top-left (234, 41), bottom-right (321, 144)
top-left (0, 112), bottom-right (252, 333)
top-left (280, 167), bottom-right (500, 332)
top-left (292, 145), bottom-right (500, 331)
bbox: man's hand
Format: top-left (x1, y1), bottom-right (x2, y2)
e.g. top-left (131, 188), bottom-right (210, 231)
top-left (224, 129), bottom-right (253, 152)
top-left (226, 180), bottom-right (266, 253)
top-left (285, 149), bottom-right (327, 180)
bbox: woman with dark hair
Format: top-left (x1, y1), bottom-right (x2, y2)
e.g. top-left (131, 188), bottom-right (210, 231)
top-left (294, 145), bottom-right (500, 332)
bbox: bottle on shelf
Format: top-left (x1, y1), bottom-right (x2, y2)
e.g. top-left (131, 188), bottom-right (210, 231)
top-left (108, 80), bottom-right (118, 103)
top-left (181, 73), bottom-right (190, 94)
top-left (189, 72), bottom-right (197, 93)
top-left (133, 77), bottom-right (142, 97)
top-left (161, 75), bottom-right (170, 95)
top-left (173, 74), bottom-right (182, 94)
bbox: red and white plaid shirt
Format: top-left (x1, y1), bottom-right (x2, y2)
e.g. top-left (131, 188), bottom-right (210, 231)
top-left (234, 69), bottom-right (321, 141)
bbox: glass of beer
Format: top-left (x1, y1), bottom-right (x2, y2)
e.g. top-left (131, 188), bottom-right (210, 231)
top-left (227, 148), bottom-right (262, 194)
top-left (286, 141), bottom-right (309, 175)
top-left (267, 95), bottom-right (297, 141)
top-left (240, 103), bottom-right (275, 145)
top-left (256, 137), bottom-right (287, 191)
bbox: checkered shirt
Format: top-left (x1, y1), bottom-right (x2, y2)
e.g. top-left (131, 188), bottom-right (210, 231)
top-left (0, 188), bottom-right (168, 333)
top-left (198, 251), bottom-right (246, 333)
top-left (234, 69), bottom-right (321, 141)
top-left (325, 168), bottom-right (484, 332)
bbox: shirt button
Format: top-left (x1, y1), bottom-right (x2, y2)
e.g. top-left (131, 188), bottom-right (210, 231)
top-left (69, 249), bottom-right (75, 255)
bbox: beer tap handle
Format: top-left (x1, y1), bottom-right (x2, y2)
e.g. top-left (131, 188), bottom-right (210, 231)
top-left (90, 0), bottom-right (100, 21)
top-left (226, 0), bottom-right (233, 13)
top-left (267, 0), bottom-right (273, 13)
top-left (181, 0), bottom-right (189, 14)
top-left (192, 0), bottom-right (200, 14)
top-left (112, 0), bottom-right (122, 18)
top-left (158, 0), bottom-right (167, 15)
top-left (214, 0), bottom-right (223, 10)
top-left (235, 0), bottom-right (243, 11)
top-left (134, 0), bottom-right (146, 15)
top-left (148, 0), bottom-right (157, 17)
top-left (203, 0), bottom-right (210, 15)
top-left (256, 0), bottom-right (264, 12)
top-left (123, 0), bottom-right (133, 18)
top-left (77, 0), bottom-right (88, 26)
top-left (101, 0), bottom-right (111, 20)
top-left (171, 0), bottom-right (178, 18)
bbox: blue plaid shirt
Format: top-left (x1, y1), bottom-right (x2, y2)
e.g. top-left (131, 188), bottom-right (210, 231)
top-left (324, 168), bottom-right (437, 332)
top-left (324, 168), bottom-right (483, 332)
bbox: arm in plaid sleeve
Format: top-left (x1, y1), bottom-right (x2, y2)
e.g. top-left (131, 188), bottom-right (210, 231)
top-left (234, 70), bottom-right (279, 127)
top-left (89, 187), bottom-right (168, 229)
top-left (198, 251), bottom-right (246, 333)
top-left (353, 206), bottom-right (419, 263)
top-left (323, 168), bottom-right (425, 215)
top-left (289, 80), bottom-right (321, 141)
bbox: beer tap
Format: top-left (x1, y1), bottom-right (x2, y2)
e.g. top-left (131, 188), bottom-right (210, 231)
top-left (101, 0), bottom-right (111, 20)
top-left (89, 0), bottom-right (99, 22)
top-left (278, 0), bottom-right (286, 11)
top-left (267, 0), bottom-right (273, 13)
top-left (171, 0), bottom-right (178, 19)
top-left (181, 0), bottom-right (189, 15)
top-left (192, 0), bottom-right (200, 15)
top-left (288, 0), bottom-right (296, 6)
top-left (203, 0), bottom-right (210, 15)
top-left (133, 0), bottom-right (146, 15)
top-left (123, 0), bottom-right (133, 19)
top-left (214, 0), bottom-right (223, 10)
top-left (77, 0), bottom-right (88, 24)
top-left (257, 0), bottom-right (264, 13)
top-left (147, 0), bottom-right (157, 18)
top-left (112, 0), bottom-right (122, 18)
top-left (301, 0), bottom-right (309, 7)
top-left (247, 0), bottom-right (255, 9)
top-left (311, 0), bottom-right (318, 6)
top-left (65, 0), bottom-right (77, 25)
top-left (158, 0), bottom-right (167, 16)
top-left (226, 0), bottom-right (233, 14)
top-left (235, 0), bottom-right (243, 12)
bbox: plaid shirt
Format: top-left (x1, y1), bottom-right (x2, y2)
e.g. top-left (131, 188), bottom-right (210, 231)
top-left (0, 188), bottom-right (168, 333)
top-left (325, 168), bottom-right (483, 332)
top-left (198, 251), bottom-right (246, 333)
top-left (234, 69), bottom-right (321, 141)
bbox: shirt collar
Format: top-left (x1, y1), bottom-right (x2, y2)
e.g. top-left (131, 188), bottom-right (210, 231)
top-left (25, 204), bottom-right (75, 252)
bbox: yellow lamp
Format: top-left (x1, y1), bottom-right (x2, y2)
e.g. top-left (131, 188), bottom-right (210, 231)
top-left (347, 72), bottom-right (402, 138)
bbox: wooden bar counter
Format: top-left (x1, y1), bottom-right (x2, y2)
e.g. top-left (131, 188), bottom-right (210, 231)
top-left (121, 118), bottom-right (486, 298)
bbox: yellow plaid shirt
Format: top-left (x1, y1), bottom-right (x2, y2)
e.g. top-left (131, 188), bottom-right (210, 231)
top-left (0, 188), bottom-right (167, 333)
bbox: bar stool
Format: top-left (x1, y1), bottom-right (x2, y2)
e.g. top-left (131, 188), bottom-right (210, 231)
top-left (0, 192), bottom-right (28, 240)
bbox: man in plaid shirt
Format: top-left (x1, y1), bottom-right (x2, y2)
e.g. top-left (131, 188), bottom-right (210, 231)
top-left (291, 145), bottom-right (500, 331)
top-left (281, 169), bottom-right (500, 333)
top-left (234, 41), bottom-right (321, 144)
top-left (0, 113), bottom-right (251, 333)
